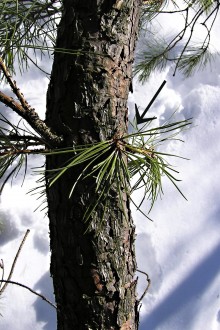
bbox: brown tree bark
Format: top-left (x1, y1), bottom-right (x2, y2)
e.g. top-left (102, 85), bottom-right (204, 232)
top-left (46, 1), bottom-right (141, 329)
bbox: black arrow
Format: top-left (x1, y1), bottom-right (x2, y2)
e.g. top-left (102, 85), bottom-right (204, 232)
top-left (135, 80), bottom-right (167, 124)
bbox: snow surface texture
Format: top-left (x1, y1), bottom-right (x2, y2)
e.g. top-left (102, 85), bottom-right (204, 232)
top-left (131, 69), bottom-right (220, 330)
top-left (1, 9), bottom-right (220, 330)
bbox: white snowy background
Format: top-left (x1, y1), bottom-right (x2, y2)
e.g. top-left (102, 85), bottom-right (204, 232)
top-left (1, 4), bottom-right (220, 330)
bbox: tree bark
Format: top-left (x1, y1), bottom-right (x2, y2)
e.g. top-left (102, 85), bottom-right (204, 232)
top-left (46, 1), bottom-right (141, 329)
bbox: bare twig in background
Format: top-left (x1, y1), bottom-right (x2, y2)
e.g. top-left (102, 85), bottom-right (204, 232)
top-left (0, 229), bottom-right (30, 295)
top-left (136, 1), bottom-right (220, 80)
top-left (137, 269), bottom-right (151, 303)
top-left (0, 259), bottom-right (4, 290)
top-left (0, 229), bottom-right (56, 309)
top-left (0, 279), bottom-right (56, 309)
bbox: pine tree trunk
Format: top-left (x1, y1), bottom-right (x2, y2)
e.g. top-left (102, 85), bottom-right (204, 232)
top-left (46, 1), bottom-right (141, 329)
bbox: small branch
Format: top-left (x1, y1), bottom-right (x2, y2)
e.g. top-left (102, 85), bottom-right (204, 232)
top-left (0, 229), bottom-right (30, 295)
top-left (139, 1), bottom-right (218, 78)
top-left (0, 90), bottom-right (29, 117)
top-left (0, 148), bottom-right (46, 156)
top-left (0, 57), bottom-right (63, 147)
top-left (0, 142), bottom-right (43, 149)
top-left (0, 132), bottom-right (46, 150)
top-left (0, 259), bottom-right (4, 290)
top-left (0, 279), bottom-right (56, 309)
top-left (0, 57), bottom-right (31, 111)
top-left (0, 133), bottom-right (44, 143)
top-left (0, 230), bottom-right (55, 309)
top-left (136, 269), bottom-right (151, 303)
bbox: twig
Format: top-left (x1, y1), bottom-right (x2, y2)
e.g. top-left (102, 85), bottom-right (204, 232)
top-left (0, 133), bottom-right (43, 143)
top-left (0, 230), bottom-right (56, 309)
top-left (139, 1), bottom-right (219, 78)
top-left (0, 148), bottom-right (45, 156)
top-left (0, 90), bottom-right (30, 117)
top-left (0, 57), bottom-right (63, 147)
top-left (136, 269), bottom-right (151, 303)
top-left (0, 279), bottom-right (56, 309)
top-left (0, 259), bottom-right (4, 290)
top-left (0, 229), bottom-right (30, 295)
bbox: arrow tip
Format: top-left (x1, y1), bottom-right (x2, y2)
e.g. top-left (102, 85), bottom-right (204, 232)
top-left (135, 104), bottom-right (157, 124)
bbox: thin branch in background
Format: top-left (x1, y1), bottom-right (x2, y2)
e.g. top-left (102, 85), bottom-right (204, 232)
top-left (0, 229), bottom-right (30, 295)
top-left (0, 229), bottom-right (56, 309)
top-left (136, 269), bottom-right (151, 303)
top-left (136, 0), bottom-right (220, 80)
top-left (0, 148), bottom-right (46, 157)
top-left (0, 259), bottom-right (4, 290)
top-left (0, 280), bottom-right (56, 309)
top-left (0, 133), bottom-right (42, 143)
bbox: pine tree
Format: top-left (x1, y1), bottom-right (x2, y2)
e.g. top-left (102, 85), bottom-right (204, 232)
top-left (0, 0), bottom-right (218, 329)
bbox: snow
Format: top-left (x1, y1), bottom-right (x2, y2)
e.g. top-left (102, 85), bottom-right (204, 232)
top-left (131, 59), bottom-right (220, 329)
top-left (1, 6), bottom-right (220, 330)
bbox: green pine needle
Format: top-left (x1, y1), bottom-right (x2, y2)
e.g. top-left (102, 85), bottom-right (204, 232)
top-left (46, 117), bottom-right (192, 223)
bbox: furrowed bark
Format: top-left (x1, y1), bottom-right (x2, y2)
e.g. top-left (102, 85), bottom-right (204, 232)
top-left (46, 1), bottom-right (141, 329)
